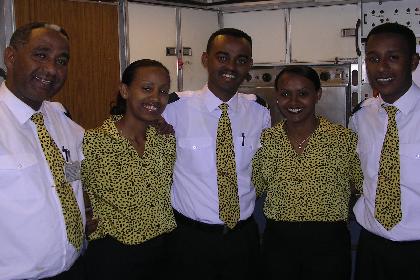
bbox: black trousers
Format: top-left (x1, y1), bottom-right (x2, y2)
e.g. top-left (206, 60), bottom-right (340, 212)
top-left (42, 256), bottom-right (86, 280)
top-left (85, 234), bottom-right (170, 280)
top-left (262, 219), bottom-right (351, 280)
top-left (168, 211), bottom-right (260, 280)
top-left (355, 228), bottom-right (420, 280)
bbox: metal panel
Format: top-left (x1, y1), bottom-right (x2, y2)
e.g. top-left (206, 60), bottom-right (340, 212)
top-left (128, 0), bottom-right (360, 12)
top-left (316, 86), bottom-right (349, 126)
top-left (239, 63), bottom-right (352, 127)
top-left (0, 0), bottom-right (15, 83)
top-left (119, 0), bottom-right (129, 76)
top-left (180, 8), bottom-right (219, 91)
top-left (290, 4), bottom-right (359, 63)
top-left (176, 7), bottom-right (183, 91)
top-left (361, 0), bottom-right (420, 37)
top-left (127, 3), bottom-right (178, 91)
top-left (223, 10), bottom-right (287, 64)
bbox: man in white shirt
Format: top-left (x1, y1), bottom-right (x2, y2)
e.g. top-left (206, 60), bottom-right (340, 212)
top-left (0, 22), bottom-right (85, 279)
top-left (349, 23), bottom-right (420, 280)
top-left (163, 28), bottom-right (270, 280)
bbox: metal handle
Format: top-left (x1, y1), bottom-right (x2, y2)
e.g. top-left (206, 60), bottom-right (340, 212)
top-left (355, 19), bottom-right (361, 57)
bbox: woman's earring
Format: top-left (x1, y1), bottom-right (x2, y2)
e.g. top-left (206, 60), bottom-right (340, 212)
top-left (276, 99), bottom-right (279, 104)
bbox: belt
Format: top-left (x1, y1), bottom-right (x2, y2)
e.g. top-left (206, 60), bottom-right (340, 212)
top-left (173, 209), bottom-right (253, 235)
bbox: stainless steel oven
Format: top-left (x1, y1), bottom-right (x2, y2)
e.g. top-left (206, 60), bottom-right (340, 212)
top-left (239, 63), bottom-right (353, 127)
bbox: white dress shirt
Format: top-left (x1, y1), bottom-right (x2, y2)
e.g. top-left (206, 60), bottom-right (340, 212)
top-left (163, 85), bottom-right (270, 224)
top-left (0, 82), bottom-right (86, 279)
top-left (349, 83), bottom-right (420, 241)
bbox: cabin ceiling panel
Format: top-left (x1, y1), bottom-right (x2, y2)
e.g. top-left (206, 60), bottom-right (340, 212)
top-left (128, 0), bottom-right (360, 12)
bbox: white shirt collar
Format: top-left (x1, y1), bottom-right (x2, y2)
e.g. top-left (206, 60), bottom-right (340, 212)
top-left (393, 83), bottom-right (420, 115)
top-left (202, 84), bottom-right (239, 113)
top-left (0, 81), bottom-right (36, 125)
top-left (378, 82), bottom-right (420, 116)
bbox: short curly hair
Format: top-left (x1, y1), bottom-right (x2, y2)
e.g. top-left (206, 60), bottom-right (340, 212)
top-left (366, 23), bottom-right (417, 56)
top-left (9, 22), bottom-right (69, 49)
top-left (206, 28), bottom-right (252, 53)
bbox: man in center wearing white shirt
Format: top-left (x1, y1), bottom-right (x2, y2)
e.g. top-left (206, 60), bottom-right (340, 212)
top-left (349, 23), bottom-right (420, 280)
top-left (163, 28), bottom-right (270, 280)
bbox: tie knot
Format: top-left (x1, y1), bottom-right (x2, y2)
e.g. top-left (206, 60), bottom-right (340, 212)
top-left (383, 105), bottom-right (398, 117)
top-left (31, 112), bottom-right (44, 126)
top-left (219, 103), bottom-right (229, 113)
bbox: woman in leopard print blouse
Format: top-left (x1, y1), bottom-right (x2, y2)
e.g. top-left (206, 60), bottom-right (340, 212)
top-left (82, 59), bottom-right (176, 280)
top-left (252, 65), bottom-right (363, 280)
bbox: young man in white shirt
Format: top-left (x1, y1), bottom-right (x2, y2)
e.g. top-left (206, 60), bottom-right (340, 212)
top-left (0, 22), bottom-right (86, 280)
top-left (163, 28), bottom-right (270, 280)
top-left (349, 23), bottom-right (420, 280)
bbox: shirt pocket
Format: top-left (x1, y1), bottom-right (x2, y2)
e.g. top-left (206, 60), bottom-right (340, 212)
top-left (234, 135), bottom-right (259, 171)
top-left (400, 143), bottom-right (420, 185)
top-left (0, 153), bottom-right (40, 200)
top-left (178, 137), bottom-right (214, 175)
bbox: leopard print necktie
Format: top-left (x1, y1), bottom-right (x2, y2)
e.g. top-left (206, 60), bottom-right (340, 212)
top-left (216, 103), bottom-right (240, 229)
top-left (375, 105), bottom-right (401, 230)
top-left (31, 113), bottom-right (84, 250)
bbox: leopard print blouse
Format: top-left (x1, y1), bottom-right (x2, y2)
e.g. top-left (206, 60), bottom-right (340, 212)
top-left (252, 116), bottom-right (363, 222)
top-left (81, 116), bottom-right (176, 245)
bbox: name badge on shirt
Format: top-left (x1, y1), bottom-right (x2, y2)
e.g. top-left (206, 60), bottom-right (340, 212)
top-left (64, 161), bottom-right (81, 182)
top-left (62, 147), bottom-right (81, 182)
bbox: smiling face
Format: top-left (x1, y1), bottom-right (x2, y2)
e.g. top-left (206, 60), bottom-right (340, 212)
top-left (275, 72), bottom-right (321, 125)
top-left (365, 33), bottom-right (419, 104)
top-left (4, 28), bottom-right (69, 110)
top-left (202, 34), bottom-right (252, 102)
top-left (121, 66), bottom-right (170, 123)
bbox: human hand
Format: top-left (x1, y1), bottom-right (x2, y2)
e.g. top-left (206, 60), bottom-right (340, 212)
top-left (150, 116), bottom-right (175, 135)
top-left (83, 191), bottom-right (98, 236)
top-left (85, 205), bottom-right (99, 237)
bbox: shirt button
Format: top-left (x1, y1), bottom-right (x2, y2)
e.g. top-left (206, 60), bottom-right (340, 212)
top-left (416, 154), bottom-right (420, 159)
top-left (17, 163), bottom-right (23, 169)
top-left (192, 145), bottom-right (197, 150)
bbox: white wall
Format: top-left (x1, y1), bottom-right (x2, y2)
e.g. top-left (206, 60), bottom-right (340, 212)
top-left (223, 10), bottom-right (287, 63)
top-left (180, 8), bottom-right (219, 91)
top-left (290, 4), bottom-right (358, 62)
top-left (128, 3), bottom-right (177, 91)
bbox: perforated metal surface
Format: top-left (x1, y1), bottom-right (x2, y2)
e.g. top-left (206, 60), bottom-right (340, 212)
top-left (239, 63), bottom-right (352, 127)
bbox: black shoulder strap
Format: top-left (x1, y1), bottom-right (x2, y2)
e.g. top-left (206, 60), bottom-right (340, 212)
top-left (351, 100), bottom-right (365, 115)
top-left (62, 105), bottom-right (72, 119)
top-left (168, 92), bottom-right (180, 104)
top-left (255, 95), bottom-right (267, 107)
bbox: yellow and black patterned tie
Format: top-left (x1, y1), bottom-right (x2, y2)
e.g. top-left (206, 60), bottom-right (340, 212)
top-left (375, 105), bottom-right (401, 230)
top-left (216, 103), bottom-right (240, 229)
top-left (31, 113), bottom-right (84, 250)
